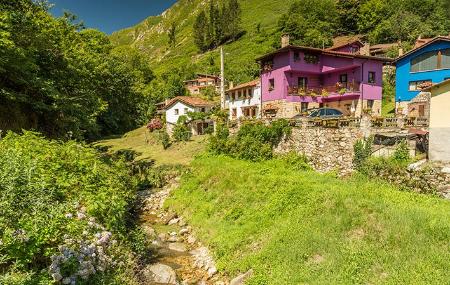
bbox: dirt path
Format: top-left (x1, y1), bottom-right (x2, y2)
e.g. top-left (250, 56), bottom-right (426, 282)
top-left (136, 178), bottom-right (227, 285)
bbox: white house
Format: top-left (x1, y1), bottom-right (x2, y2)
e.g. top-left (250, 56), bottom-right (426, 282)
top-left (164, 96), bottom-right (214, 135)
top-left (225, 79), bottom-right (261, 120)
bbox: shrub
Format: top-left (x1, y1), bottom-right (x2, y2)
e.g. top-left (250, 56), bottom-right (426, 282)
top-left (0, 131), bottom-right (138, 284)
top-left (147, 118), bottom-right (163, 132)
top-left (353, 136), bottom-right (373, 171)
top-left (158, 129), bottom-right (171, 149)
top-left (172, 123), bottom-right (192, 142)
top-left (393, 139), bottom-right (410, 162)
top-left (208, 120), bottom-right (291, 161)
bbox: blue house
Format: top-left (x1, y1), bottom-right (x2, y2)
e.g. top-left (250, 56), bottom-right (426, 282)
top-left (394, 36), bottom-right (450, 104)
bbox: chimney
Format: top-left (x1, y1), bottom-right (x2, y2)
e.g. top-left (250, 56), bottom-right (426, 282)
top-left (281, 34), bottom-right (290, 48)
top-left (360, 42), bottom-right (370, 56)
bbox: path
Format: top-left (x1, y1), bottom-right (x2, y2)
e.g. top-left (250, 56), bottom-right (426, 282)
top-left (136, 178), bottom-right (227, 285)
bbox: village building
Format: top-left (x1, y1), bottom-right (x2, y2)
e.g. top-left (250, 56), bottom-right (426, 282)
top-left (225, 79), bottom-right (261, 120)
top-left (257, 36), bottom-right (392, 119)
top-left (393, 36), bottom-right (450, 114)
top-left (423, 79), bottom-right (450, 162)
top-left (184, 73), bottom-right (221, 95)
top-left (164, 96), bottom-right (214, 136)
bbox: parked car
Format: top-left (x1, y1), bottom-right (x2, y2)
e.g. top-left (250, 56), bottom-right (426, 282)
top-left (308, 108), bottom-right (343, 118)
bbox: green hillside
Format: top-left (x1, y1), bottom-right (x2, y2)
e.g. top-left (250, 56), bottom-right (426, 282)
top-left (110, 0), bottom-right (297, 83)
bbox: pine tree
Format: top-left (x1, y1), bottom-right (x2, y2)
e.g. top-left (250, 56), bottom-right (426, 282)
top-left (227, 0), bottom-right (242, 40)
top-left (193, 11), bottom-right (208, 52)
top-left (168, 22), bottom-right (176, 47)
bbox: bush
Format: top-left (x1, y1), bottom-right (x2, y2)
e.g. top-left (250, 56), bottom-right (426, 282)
top-left (393, 139), bottom-right (411, 162)
top-left (0, 131), bottom-right (138, 284)
top-left (172, 123), bottom-right (192, 142)
top-left (353, 136), bottom-right (373, 171)
top-left (147, 118), bottom-right (163, 132)
top-left (158, 129), bottom-right (171, 149)
top-left (208, 120), bottom-right (291, 161)
top-left (279, 151), bottom-right (312, 171)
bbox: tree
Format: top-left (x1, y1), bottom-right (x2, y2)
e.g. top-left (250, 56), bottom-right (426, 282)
top-left (226, 0), bottom-right (242, 40)
top-left (193, 11), bottom-right (208, 52)
top-left (168, 22), bottom-right (176, 47)
top-left (336, 0), bottom-right (366, 34)
top-left (278, 0), bottom-right (337, 48)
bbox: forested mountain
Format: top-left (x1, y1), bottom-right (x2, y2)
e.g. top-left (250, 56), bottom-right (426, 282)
top-left (111, 0), bottom-right (450, 84)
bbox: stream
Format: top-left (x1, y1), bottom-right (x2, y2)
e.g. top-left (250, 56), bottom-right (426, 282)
top-left (136, 178), bottom-right (227, 285)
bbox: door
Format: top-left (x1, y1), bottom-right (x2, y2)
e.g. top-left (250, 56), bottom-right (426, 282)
top-left (298, 77), bottom-right (308, 91)
top-left (339, 74), bottom-right (348, 88)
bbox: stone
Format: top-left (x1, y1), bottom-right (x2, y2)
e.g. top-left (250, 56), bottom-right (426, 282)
top-left (145, 263), bottom-right (177, 285)
top-left (230, 269), bottom-right (254, 285)
top-left (187, 235), bottom-right (197, 244)
top-left (158, 233), bottom-right (168, 242)
top-left (207, 266), bottom-right (218, 277)
top-left (167, 236), bottom-right (178, 243)
top-left (442, 167), bottom-right (450, 174)
top-left (407, 159), bottom-right (427, 171)
top-left (168, 218), bottom-right (180, 225)
top-left (168, 242), bottom-right (187, 252)
top-left (179, 228), bottom-right (189, 235)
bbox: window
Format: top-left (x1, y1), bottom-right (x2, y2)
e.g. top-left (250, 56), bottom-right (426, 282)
top-left (293, 51), bottom-right (300, 62)
top-left (409, 80), bottom-right (432, 91)
top-left (443, 49), bottom-right (450, 69)
top-left (232, 108), bottom-right (237, 118)
top-left (304, 53), bottom-right (319, 64)
top-left (201, 107), bottom-right (206, 112)
top-left (184, 108), bottom-right (188, 114)
top-left (174, 109), bottom-right (179, 115)
top-left (367, 100), bottom-right (374, 109)
top-left (339, 74), bottom-right (348, 86)
top-left (350, 46), bottom-right (359, 54)
top-left (368, 72), bottom-right (376, 84)
top-left (269, 79), bottom-right (275, 91)
top-left (298, 77), bottom-right (308, 90)
top-left (411, 51), bottom-right (438, 72)
top-left (301, 102), bottom-right (309, 113)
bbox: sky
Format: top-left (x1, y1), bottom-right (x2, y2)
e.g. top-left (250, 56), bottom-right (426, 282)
top-left (49, 0), bottom-right (178, 34)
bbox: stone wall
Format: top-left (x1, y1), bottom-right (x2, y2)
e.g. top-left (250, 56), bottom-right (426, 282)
top-left (275, 127), bottom-right (364, 175)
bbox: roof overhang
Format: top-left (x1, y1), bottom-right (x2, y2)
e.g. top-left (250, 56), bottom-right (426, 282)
top-left (392, 36), bottom-right (450, 64)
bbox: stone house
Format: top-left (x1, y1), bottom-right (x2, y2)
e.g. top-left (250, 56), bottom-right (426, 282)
top-left (225, 79), bottom-right (261, 120)
top-left (164, 96), bottom-right (214, 136)
top-left (257, 36), bottom-right (392, 119)
top-left (423, 79), bottom-right (450, 162)
top-left (407, 92), bottom-right (430, 118)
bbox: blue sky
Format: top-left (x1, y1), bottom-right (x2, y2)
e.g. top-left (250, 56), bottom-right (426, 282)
top-left (49, 0), bottom-right (177, 34)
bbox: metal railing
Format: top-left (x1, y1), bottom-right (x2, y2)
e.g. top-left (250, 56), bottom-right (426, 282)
top-left (287, 82), bottom-right (361, 96)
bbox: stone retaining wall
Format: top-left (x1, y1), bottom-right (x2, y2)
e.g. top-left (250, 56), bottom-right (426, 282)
top-left (275, 127), bottom-right (364, 175)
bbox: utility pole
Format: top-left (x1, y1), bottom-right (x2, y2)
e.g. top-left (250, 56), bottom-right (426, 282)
top-left (220, 46), bottom-right (225, 109)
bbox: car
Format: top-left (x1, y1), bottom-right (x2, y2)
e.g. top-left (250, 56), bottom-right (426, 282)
top-left (307, 108), bottom-right (343, 118)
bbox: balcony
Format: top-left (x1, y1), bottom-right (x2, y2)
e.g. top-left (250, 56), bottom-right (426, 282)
top-left (287, 81), bottom-right (361, 97)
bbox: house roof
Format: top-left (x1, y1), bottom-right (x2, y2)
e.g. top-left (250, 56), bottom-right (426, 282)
top-left (327, 35), bottom-right (365, 51)
top-left (164, 96), bottom-right (214, 109)
top-left (370, 43), bottom-right (399, 53)
top-left (256, 45), bottom-right (393, 63)
top-left (393, 36), bottom-right (450, 64)
top-left (422, 79), bottom-right (450, 94)
top-left (226, 79), bottom-right (260, 92)
top-left (409, 92), bottom-right (430, 103)
top-left (184, 73), bottom-right (220, 82)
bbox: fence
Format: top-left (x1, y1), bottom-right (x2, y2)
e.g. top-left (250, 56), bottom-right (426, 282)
top-left (282, 117), bottom-right (429, 129)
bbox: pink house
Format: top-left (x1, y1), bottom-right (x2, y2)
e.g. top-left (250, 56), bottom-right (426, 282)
top-left (257, 39), bottom-right (393, 118)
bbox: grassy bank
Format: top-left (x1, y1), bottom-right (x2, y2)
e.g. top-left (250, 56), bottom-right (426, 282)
top-left (95, 126), bottom-right (207, 166)
top-left (167, 155), bottom-right (450, 284)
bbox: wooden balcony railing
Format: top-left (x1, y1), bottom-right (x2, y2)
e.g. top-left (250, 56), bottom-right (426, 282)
top-left (287, 82), bottom-right (361, 96)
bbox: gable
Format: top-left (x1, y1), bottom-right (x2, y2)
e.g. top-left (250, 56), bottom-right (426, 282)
top-left (395, 38), bottom-right (450, 67)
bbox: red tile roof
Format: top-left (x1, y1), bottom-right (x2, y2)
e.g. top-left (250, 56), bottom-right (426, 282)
top-left (164, 96), bottom-right (214, 109)
top-left (327, 35), bottom-right (365, 51)
top-left (227, 79), bottom-right (260, 92)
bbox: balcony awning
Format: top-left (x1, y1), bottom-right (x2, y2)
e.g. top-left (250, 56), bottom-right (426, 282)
top-left (321, 94), bottom-right (360, 102)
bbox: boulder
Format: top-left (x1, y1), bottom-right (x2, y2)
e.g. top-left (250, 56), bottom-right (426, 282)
top-left (168, 242), bottom-right (187, 252)
top-left (146, 263), bottom-right (177, 285)
top-left (230, 269), bottom-right (254, 285)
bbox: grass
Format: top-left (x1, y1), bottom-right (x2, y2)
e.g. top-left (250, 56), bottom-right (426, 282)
top-left (166, 155), bottom-right (450, 284)
top-left (95, 126), bottom-right (207, 166)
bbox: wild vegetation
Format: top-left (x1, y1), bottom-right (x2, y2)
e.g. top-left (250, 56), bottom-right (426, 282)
top-left (208, 120), bottom-right (291, 161)
top-left (193, 0), bottom-right (243, 52)
top-left (0, 1), bottom-right (153, 139)
top-left (0, 132), bottom-right (144, 284)
top-left (167, 155), bottom-right (450, 284)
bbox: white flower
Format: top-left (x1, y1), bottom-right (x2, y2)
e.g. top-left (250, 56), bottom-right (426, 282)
top-left (65, 213), bottom-right (73, 219)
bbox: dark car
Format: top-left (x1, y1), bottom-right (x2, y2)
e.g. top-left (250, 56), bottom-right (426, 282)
top-left (308, 108), bottom-right (343, 118)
